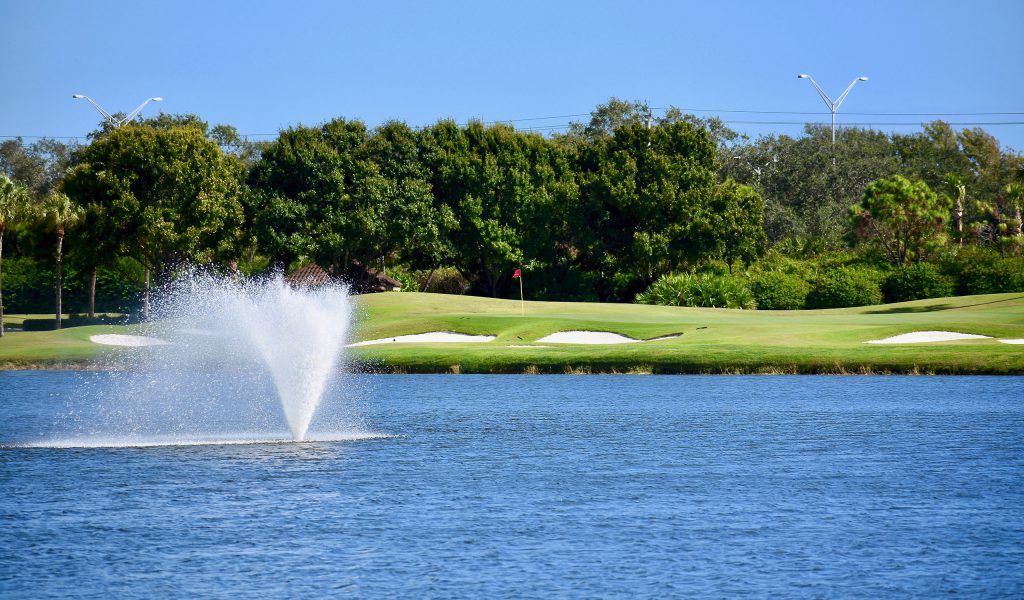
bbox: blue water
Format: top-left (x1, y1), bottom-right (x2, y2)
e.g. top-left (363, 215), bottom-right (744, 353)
top-left (2, 373), bottom-right (1023, 598)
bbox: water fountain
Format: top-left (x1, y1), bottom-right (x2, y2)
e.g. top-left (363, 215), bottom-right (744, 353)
top-left (40, 272), bottom-right (376, 447)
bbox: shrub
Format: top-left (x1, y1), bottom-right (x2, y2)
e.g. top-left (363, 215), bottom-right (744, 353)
top-left (806, 267), bottom-right (883, 309)
top-left (749, 271), bottom-right (810, 310)
top-left (2, 256), bottom-right (146, 314)
top-left (882, 263), bottom-right (955, 303)
top-left (636, 273), bottom-right (756, 309)
top-left (407, 267), bottom-right (470, 295)
top-left (934, 247), bottom-right (1024, 295)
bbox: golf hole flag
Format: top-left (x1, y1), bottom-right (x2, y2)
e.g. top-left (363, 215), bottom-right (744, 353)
top-left (513, 268), bottom-right (524, 314)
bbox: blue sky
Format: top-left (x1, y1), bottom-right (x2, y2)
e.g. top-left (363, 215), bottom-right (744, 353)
top-left (2, 0), bottom-right (1022, 150)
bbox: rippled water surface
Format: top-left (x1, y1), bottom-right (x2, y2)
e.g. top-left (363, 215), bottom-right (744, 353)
top-left (2, 373), bottom-right (1023, 598)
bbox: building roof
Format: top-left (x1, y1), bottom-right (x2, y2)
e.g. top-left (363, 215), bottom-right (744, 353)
top-left (284, 261), bottom-right (402, 293)
top-left (283, 262), bottom-right (333, 287)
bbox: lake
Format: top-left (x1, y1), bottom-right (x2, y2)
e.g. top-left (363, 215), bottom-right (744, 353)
top-left (2, 373), bottom-right (1023, 598)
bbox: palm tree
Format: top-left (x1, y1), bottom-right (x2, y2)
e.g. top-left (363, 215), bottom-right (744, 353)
top-left (39, 192), bottom-right (84, 330)
top-left (944, 174), bottom-right (967, 246)
top-left (1006, 182), bottom-right (1024, 238)
top-left (0, 175), bottom-right (32, 337)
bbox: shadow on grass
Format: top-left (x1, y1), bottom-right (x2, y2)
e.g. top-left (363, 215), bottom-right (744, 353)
top-left (865, 294), bottom-right (1024, 314)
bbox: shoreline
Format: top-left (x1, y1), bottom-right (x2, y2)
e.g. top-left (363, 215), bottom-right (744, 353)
top-left (2, 359), bottom-right (1021, 376)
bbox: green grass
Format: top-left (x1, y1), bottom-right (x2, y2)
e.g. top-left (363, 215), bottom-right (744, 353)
top-left (347, 292), bottom-right (1024, 374)
top-left (0, 324), bottom-right (126, 368)
top-left (1, 293), bottom-right (1023, 373)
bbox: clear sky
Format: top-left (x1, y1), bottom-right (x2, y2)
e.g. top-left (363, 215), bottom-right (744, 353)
top-left (2, 0), bottom-right (1022, 150)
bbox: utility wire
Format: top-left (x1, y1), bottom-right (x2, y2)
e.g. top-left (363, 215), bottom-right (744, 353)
top-left (5, 107), bottom-right (1024, 140)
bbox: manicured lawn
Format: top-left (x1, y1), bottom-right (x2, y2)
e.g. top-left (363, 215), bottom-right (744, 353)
top-left (347, 292), bottom-right (1024, 374)
top-left (0, 324), bottom-right (125, 367)
top-left (1, 293), bottom-right (1022, 373)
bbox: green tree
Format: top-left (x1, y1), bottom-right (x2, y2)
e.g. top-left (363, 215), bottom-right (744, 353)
top-left (0, 137), bottom-right (74, 198)
top-left (722, 126), bottom-right (897, 247)
top-left (420, 120), bottom-right (576, 297)
top-left (851, 175), bottom-right (951, 266)
top-left (363, 121), bottom-right (456, 285)
top-left (703, 179), bottom-right (766, 272)
top-left (0, 174), bottom-right (32, 336)
top-left (573, 119), bottom-right (717, 299)
top-left (38, 192), bottom-right (84, 329)
top-left (943, 173), bottom-right (968, 245)
top-left (248, 118), bottom-right (369, 273)
top-left (560, 97), bottom-right (652, 145)
top-left (62, 122), bottom-right (246, 311)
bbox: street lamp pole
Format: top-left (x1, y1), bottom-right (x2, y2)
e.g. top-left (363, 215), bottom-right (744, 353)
top-left (796, 74), bottom-right (868, 147)
top-left (72, 95), bottom-right (163, 128)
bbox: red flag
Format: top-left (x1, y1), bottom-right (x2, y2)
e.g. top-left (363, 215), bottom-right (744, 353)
top-left (512, 268), bottom-right (522, 279)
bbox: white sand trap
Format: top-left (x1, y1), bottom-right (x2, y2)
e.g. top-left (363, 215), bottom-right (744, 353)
top-left (347, 332), bottom-right (496, 347)
top-left (998, 339), bottom-right (1024, 345)
top-left (536, 331), bottom-right (680, 345)
top-left (865, 331), bottom-right (991, 344)
top-left (90, 334), bottom-right (170, 347)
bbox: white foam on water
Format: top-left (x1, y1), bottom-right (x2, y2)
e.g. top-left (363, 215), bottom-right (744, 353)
top-left (6, 431), bottom-right (396, 449)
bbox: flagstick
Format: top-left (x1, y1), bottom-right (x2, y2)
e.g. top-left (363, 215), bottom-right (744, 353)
top-left (519, 275), bottom-right (524, 316)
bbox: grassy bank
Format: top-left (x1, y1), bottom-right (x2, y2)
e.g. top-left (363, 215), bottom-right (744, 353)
top-left (1, 293), bottom-right (1023, 373)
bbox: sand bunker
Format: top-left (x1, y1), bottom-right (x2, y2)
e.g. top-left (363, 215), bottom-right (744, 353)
top-left (535, 331), bottom-right (679, 345)
top-left (865, 331), bottom-right (991, 344)
top-left (998, 339), bottom-right (1024, 345)
top-left (90, 334), bottom-right (170, 347)
top-left (347, 332), bottom-right (496, 347)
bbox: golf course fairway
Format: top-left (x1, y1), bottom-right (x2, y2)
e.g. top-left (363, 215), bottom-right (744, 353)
top-left (2, 292), bottom-right (1023, 374)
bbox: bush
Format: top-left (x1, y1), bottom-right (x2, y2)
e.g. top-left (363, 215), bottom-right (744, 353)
top-left (1, 256), bottom-right (146, 314)
top-left (749, 271), bottom-right (810, 310)
top-left (948, 249), bottom-right (1024, 295)
top-left (21, 314), bottom-right (132, 331)
top-left (636, 273), bottom-right (756, 309)
top-left (806, 267), bottom-right (883, 309)
top-left (882, 263), bottom-right (955, 303)
top-left (407, 267), bottom-right (470, 295)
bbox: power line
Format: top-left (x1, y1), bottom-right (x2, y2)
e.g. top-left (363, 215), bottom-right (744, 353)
top-left (653, 107), bottom-right (1024, 117)
top-left (5, 107), bottom-right (1024, 141)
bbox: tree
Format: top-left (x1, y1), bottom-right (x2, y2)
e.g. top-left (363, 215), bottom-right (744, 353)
top-left (362, 121), bottom-right (455, 284)
top-left (722, 126), bottom-right (897, 247)
top-left (943, 173), bottom-right (968, 245)
top-left (419, 120), bottom-right (576, 297)
top-left (1006, 182), bottom-right (1024, 238)
top-left (573, 119), bottom-right (718, 299)
top-left (248, 118), bottom-right (369, 273)
top-left (38, 192), bottom-right (84, 329)
top-left (703, 179), bottom-right (766, 272)
top-left (0, 137), bottom-right (74, 198)
top-left (62, 122), bottom-right (246, 314)
top-left (559, 98), bottom-right (652, 146)
top-left (0, 175), bottom-right (32, 336)
top-left (851, 175), bottom-right (950, 266)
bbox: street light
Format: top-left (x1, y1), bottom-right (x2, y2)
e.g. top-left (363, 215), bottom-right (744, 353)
top-left (796, 74), bottom-right (868, 147)
top-left (72, 94), bottom-right (163, 128)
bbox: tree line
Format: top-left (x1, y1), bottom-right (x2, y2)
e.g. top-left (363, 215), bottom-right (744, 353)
top-left (1, 99), bottom-right (1022, 330)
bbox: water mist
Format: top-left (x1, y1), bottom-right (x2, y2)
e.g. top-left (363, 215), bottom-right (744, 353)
top-left (42, 273), bottom-right (376, 447)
